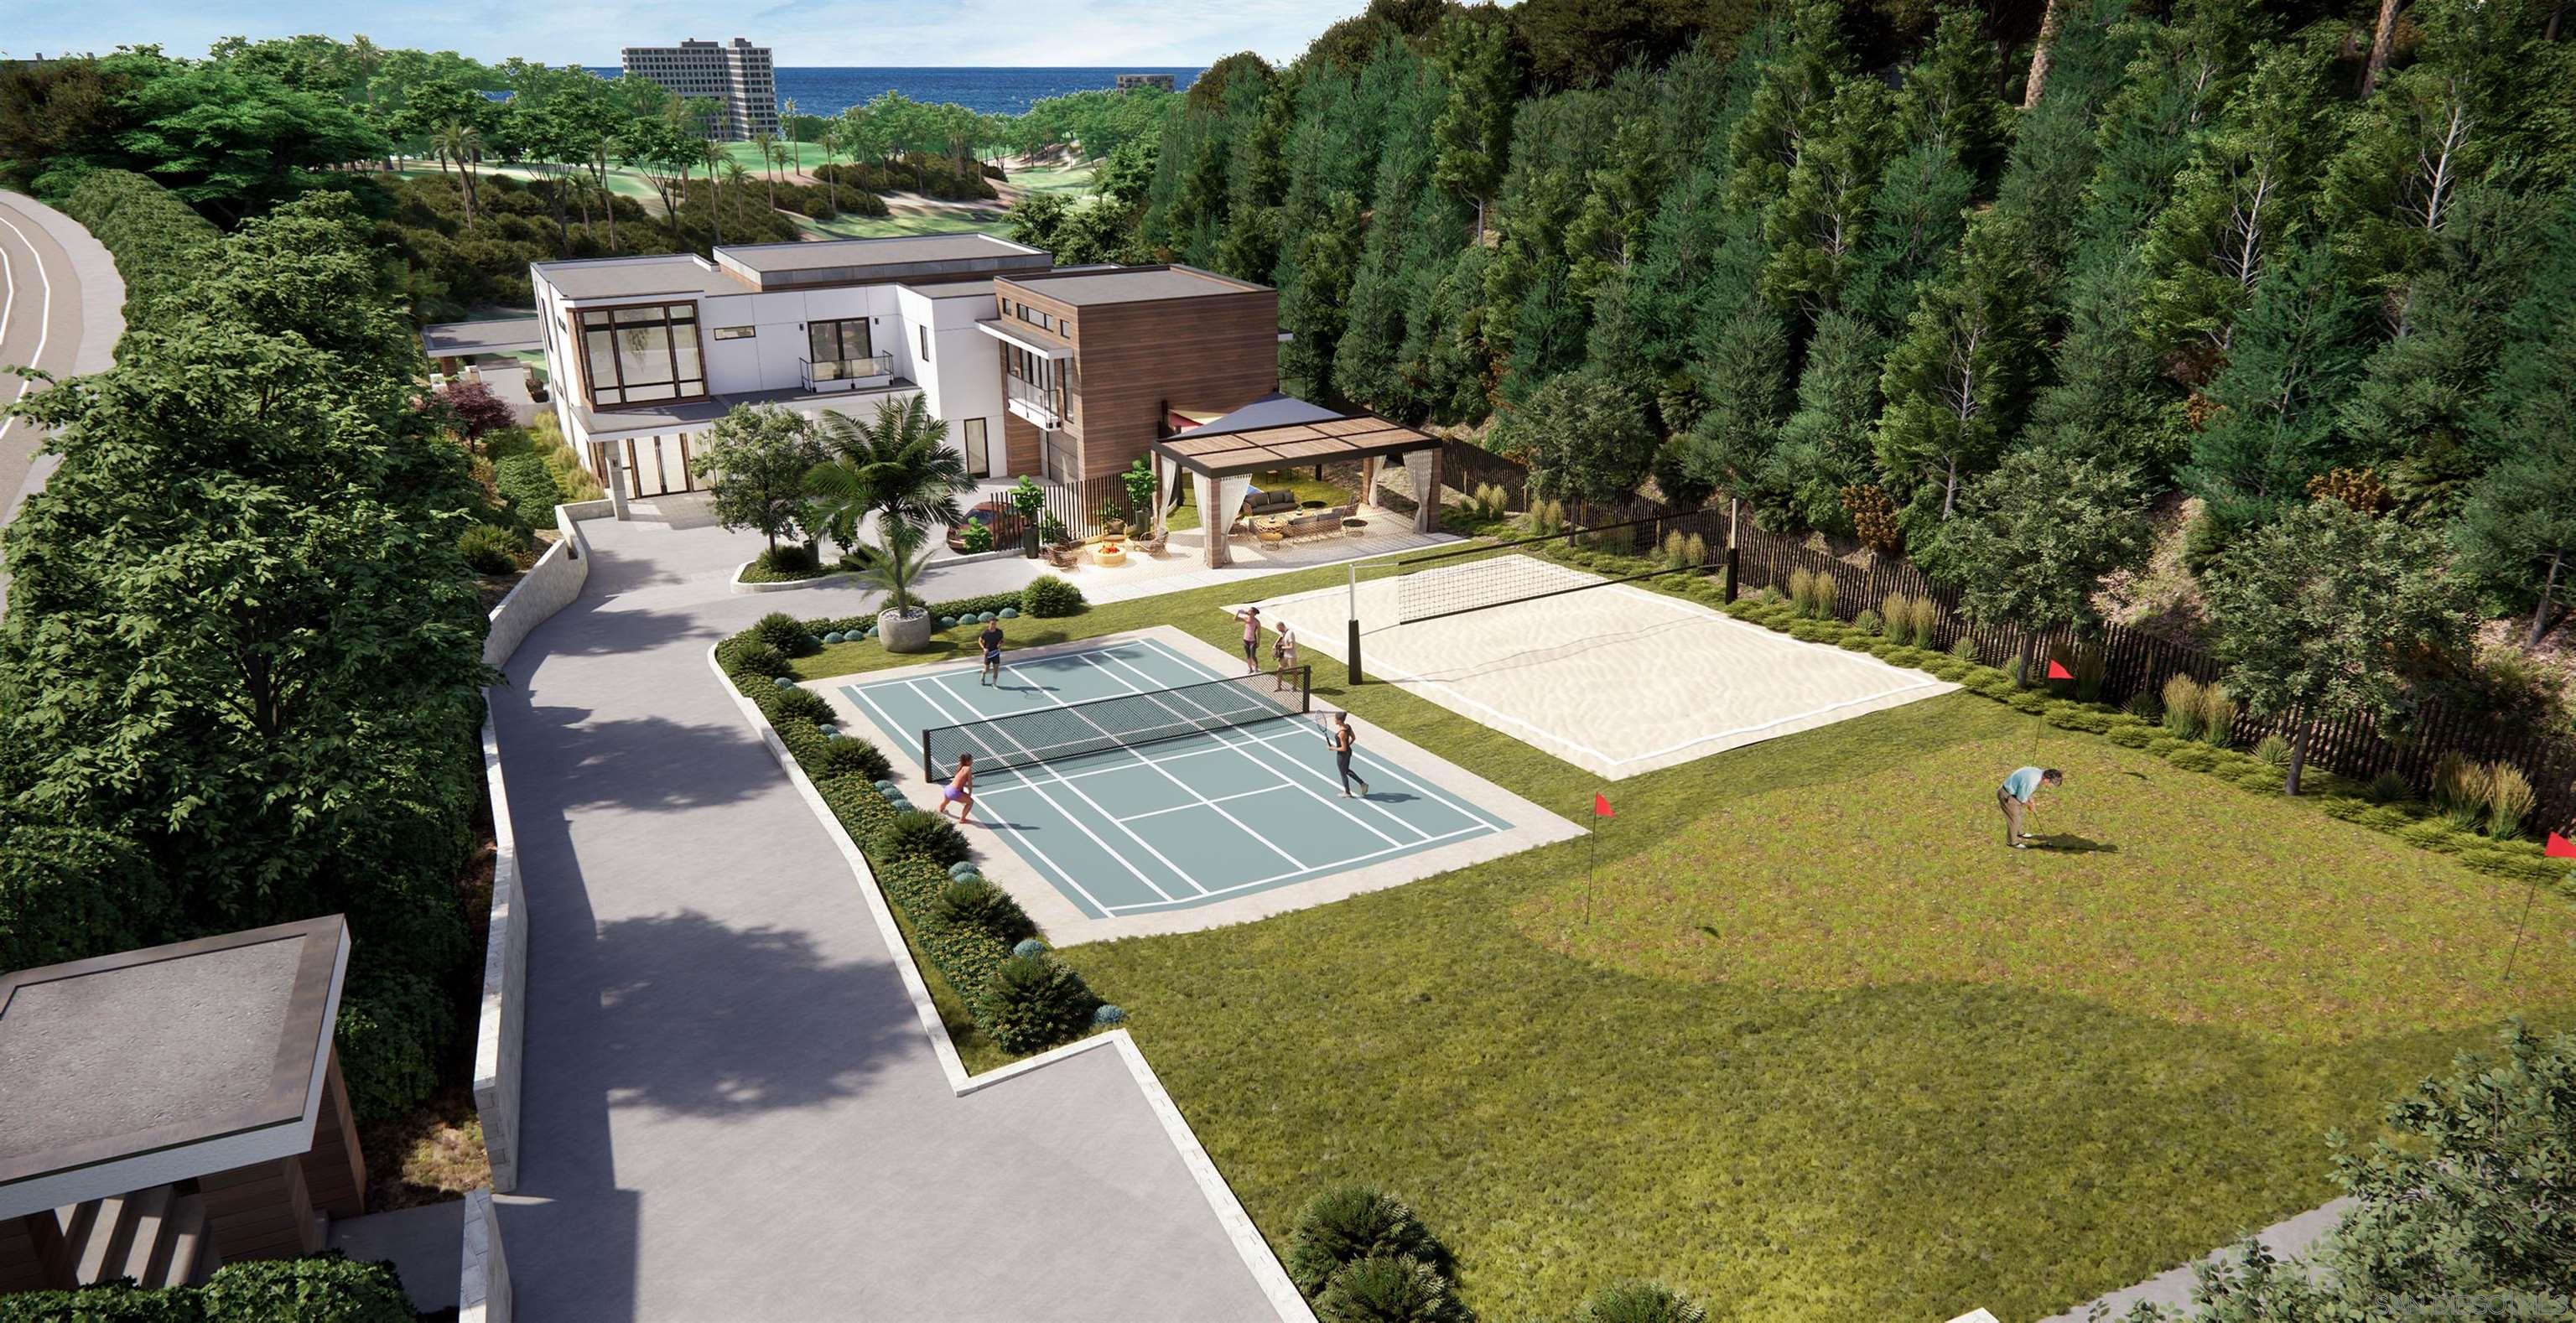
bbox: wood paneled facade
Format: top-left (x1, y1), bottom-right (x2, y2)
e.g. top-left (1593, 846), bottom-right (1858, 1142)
top-left (995, 271), bottom-right (1280, 482)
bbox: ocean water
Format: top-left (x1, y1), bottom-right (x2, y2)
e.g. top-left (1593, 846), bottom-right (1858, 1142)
top-left (583, 66), bottom-right (1202, 117)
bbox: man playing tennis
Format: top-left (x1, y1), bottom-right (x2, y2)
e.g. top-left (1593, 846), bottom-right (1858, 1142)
top-left (1233, 605), bottom-right (1265, 672)
top-left (1327, 712), bottom-right (1371, 798)
top-left (1997, 765), bottom-right (2062, 848)
top-left (978, 618), bottom-right (1006, 686)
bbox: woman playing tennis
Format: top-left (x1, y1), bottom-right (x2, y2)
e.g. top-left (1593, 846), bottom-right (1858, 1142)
top-left (937, 752), bottom-right (975, 823)
top-left (1273, 620), bottom-right (1299, 692)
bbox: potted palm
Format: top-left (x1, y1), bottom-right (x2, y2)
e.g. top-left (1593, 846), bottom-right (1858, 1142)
top-left (808, 395), bottom-right (972, 653)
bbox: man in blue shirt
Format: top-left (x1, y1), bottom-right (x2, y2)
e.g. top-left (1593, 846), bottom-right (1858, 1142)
top-left (1998, 765), bottom-right (2063, 848)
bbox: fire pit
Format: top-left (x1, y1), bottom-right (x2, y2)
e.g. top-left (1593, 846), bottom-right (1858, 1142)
top-left (1093, 541), bottom-right (1128, 567)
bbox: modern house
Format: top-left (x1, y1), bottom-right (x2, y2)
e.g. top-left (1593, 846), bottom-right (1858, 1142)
top-left (532, 238), bottom-right (1296, 507)
top-left (0, 917), bottom-right (368, 1297)
top-left (620, 38), bottom-right (777, 141)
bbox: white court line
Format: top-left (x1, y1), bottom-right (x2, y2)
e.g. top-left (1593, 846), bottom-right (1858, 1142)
top-left (1115, 783), bottom-right (1298, 823)
top-left (964, 723), bottom-right (1324, 791)
top-left (854, 678), bottom-right (1124, 919)
top-left (0, 202), bottom-right (56, 464)
top-left (1100, 825), bottom-right (1488, 915)
top-left (1078, 651), bottom-right (1413, 851)
top-left (995, 661), bottom-right (1307, 874)
top-left (1135, 639), bottom-right (1508, 837)
top-left (906, 674), bottom-right (1196, 904)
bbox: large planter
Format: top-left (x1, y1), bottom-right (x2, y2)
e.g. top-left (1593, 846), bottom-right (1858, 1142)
top-left (878, 606), bottom-right (934, 653)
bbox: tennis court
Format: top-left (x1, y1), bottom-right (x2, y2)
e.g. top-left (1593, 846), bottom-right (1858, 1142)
top-left (827, 630), bottom-right (1575, 941)
top-left (1255, 554), bottom-right (1958, 780)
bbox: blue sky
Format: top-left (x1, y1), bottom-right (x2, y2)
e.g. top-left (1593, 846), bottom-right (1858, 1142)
top-left (8, 0), bottom-right (1362, 67)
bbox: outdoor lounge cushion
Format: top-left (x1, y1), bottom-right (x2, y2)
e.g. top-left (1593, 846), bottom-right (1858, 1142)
top-left (1242, 488), bottom-right (1299, 516)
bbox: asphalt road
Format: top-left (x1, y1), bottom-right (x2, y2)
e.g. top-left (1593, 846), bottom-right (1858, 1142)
top-left (0, 189), bottom-right (118, 528)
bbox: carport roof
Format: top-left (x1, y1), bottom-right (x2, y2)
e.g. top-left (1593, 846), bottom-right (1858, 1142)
top-left (422, 317), bottom-right (546, 358)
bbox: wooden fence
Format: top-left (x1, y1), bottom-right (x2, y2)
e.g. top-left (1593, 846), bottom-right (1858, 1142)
top-left (1727, 519), bottom-right (2576, 832)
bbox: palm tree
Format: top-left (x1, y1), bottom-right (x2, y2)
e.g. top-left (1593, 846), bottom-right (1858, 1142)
top-left (433, 120), bottom-right (484, 227)
top-left (806, 395), bottom-right (973, 616)
top-left (722, 160), bottom-right (754, 241)
top-left (779, 96), bottom-right (800, 174)
top-left (699, 139), bottom-right (729, 246)
top-left (750, 130), bottom-right (778, 209)
top-left (816, 121), bottom-right (843, 213)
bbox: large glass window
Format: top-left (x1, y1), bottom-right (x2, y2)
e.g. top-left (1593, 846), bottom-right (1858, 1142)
top-left (808, 317), bottom-right (871, 366)
top-left (578, 304), bottom-right (705, 407)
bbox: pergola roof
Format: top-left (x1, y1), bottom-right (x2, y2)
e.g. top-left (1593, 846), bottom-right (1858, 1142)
top-left (1151, 399), bottom-right (1440, 479)
top-left (0, 916), bottom-right (351, 1219)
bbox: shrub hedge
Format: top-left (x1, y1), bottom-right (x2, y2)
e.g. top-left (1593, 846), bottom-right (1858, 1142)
top-left (715, 630), bottom-right (1103, 1057)
top-left (973, 952), bottom-right (1100, 1052)
top-left (0, 1254), bottom-right (413, 1322)
top-left (56, 169), bottom-right (221, 316)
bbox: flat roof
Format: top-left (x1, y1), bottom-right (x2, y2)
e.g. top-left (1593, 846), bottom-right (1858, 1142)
top-left (576, 379), bottom-right (919, 439)
top-left (714, 235), bottom-right (1049, 292)
top-left (1001, 265), bottom-right (1266, 307)
top-left (901, 278), bottom-right (998, 301)
top-left (422, 317), bottom-right (546, 358)
top-left (535, 256), bottom-right (745, 302)
top-left (0, 916), bottom-right (350, 1219)
top-left (1153, 406), bottom-right (1439, 478)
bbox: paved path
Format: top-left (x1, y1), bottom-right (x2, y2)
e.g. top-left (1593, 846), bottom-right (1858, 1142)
top-left (490, 510), bottom-right (1285, 1320)
top-left (2035, 1198), bottom-right (2351, 1321)
top-left (0, 189), bottom-right (120, 527)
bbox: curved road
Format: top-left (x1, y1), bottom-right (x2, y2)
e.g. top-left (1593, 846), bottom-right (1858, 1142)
top-left (0, 189), bottom-right (122, 527)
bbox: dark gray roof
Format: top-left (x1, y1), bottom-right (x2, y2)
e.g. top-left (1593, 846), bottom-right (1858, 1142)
top-left (1179, 392), bottom-right (1345, 438)
top-left (1001, 265), bottom-right (1265, 307)
top-left (0, 916), bottom-right (350, 1216)
top-left (714, 235), bottom-right (1048, 292)
top-left (901, 278), bottom-right (998, 301)
top-left (1153, 407), bottom-right (1439, 478)
top-left (422, 317), bottom-right (546, 358)
top-left (534, 256), bottom-right (746, 301)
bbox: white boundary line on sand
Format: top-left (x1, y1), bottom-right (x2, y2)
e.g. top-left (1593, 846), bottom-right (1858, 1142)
top-left (706, 644), bottom-right (1315, 1322)
top-left (1255, 558), bottom-right (1957, 775)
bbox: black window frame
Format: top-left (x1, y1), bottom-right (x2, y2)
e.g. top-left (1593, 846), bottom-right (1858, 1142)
top-left (578, 302), bottom-right (706, 408)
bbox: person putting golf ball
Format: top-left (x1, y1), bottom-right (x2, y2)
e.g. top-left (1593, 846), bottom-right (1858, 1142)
top-left (1997, 765), bottom-right (2062, 848)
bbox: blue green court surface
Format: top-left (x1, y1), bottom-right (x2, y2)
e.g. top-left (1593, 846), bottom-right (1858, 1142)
top-left (826, 629), bottom-right (1578, 942)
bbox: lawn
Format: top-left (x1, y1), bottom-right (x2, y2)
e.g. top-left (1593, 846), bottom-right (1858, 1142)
top-left (790, 562), bottom-right (2576, 1320)
top-left (795, 210), bottom-right (1005, 241)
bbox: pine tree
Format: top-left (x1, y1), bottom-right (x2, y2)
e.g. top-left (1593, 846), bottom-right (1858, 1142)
top-left (2024, 252), bottom-right (2190, 485)
top-left (2134, 40), bottom-right (2337, 371)
top-left (1336, 54), bottom-right (1462, 417)
top-left (1280, 189), bottom-right (1368, 401)
top-left (1428, 13), bottom-right (1519, 240)
top-left (1758, 75), bottom-right (1896, 318)
top-left (1843, 143), bottom-right (1974, 338)
top-left (2454, 440), bottom-right (2576, 646)
top-left (2180, 241), bottom-right (2373, 527)
top-left (1873, 215), bottom-right (2041, 526)
top-left (1723, 0), bottom-right (1845, 218)
top-left (1564, 116), bottom-right (1670, 307)
top-left (1987, 0), bottom-right (2147, 296)
top-left (1893, 5), bottom-right (2004, 186)
top-left (1770, 310), bottom-right (1888, 533)
top-left (2078, 0), bottom-right (2268, 262)
top-left (2320, 0), bottom-right (2542, 334)
top-left (2337, 185), bottom-right (2548, 520)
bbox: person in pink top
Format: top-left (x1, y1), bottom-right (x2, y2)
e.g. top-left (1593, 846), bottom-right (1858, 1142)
top-left (937, 752), bottom-right (975, 824)
top-left (1233, 605), bottom-right (1265, 672)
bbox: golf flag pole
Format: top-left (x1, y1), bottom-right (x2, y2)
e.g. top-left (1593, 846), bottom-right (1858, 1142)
top-left (1588, 792), bottom-right (1614, 926)
top-left (2510, 831), bottom-right (2576, 984)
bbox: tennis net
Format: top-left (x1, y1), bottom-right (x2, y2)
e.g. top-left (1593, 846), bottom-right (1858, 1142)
top-left (920, 666), bottom-right (1312, 776)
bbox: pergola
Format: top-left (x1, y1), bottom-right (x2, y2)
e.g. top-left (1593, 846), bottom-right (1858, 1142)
top-left (1148, 397), bottom-right (1445, 567)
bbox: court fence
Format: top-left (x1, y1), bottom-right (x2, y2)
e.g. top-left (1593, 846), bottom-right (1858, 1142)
top-left (1724, 518), bottom-right (2576, 833)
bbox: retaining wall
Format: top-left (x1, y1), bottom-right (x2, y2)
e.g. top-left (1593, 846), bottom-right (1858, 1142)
top-left (459, 1190), bottom-right (512, 1323)
top-left (482, 504), bottom-right (592, 668)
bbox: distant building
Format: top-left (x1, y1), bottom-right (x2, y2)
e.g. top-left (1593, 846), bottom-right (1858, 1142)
top-left (1115, 73), bottom-right (1176, 92)
top-left (620, 38), bottom-right (777, 141)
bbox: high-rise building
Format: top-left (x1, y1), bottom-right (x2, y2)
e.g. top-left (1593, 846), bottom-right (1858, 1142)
top-left (620, 38), bottom-right (777, 141)
top-left (1114, 73), bottom-right (1176, 92)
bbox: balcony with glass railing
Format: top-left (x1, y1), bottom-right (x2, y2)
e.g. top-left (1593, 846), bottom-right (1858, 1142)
top-left (1005, 374), bottom-right (1068, 428)
top-left (800, 354), bottom-right (895, 392)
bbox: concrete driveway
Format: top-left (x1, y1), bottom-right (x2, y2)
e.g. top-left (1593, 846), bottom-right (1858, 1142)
top-left (489, 511), bottom-right (1285, 1320)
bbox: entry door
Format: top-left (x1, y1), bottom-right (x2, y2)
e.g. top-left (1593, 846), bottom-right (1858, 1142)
top-left (961, 418), bottom-right (991, 478)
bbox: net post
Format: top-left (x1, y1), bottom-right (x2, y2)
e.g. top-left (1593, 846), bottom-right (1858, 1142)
top-left (921, 729), bottom-right (934, 780)
top-left (1299, 665), bottom-right (1311, 713)
top-left (1347, 618), bottom-right (1363, 687)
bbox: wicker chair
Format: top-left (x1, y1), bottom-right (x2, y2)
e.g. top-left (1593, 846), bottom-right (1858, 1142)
top-left (1135, 530), bottom-right (1168, 557)
top-left (1045, 545), bottom-right (1083, 569)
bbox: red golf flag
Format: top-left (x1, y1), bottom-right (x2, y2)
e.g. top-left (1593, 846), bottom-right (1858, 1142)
top-left (1594, 793), bottom-right (1614, 818)
top-left (2548, 832), bottom-right (2576, 860)
top-left (2046, 658), bottom-right (2074, 681)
